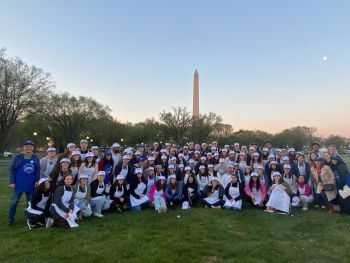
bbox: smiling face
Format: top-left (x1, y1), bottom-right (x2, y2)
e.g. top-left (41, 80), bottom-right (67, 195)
top-left (231, 175), bottom-right (238, 183)
top-left (80, 178), bottom-right (88, 185)
top-left (23, 144), bottom-right (34, 154)
top-left (44, 181), bottom-right (51, 190)
top-left (212, 180), bottom-right (218, 187)
top-left (64, 175), bottom-right (73, 186)
top-left (61, 161), bottom-right (70, 170)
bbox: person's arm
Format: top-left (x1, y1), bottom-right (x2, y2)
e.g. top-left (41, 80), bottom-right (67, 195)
top-left (244, 184), bottom-right (252, 197)
top-left (53, 186), bottom-right (69, 213)
top-left (149, 185), bottom-right (155, 202)
top-left (129, 181), bottom-right (140, 199)
top-left (219, 185), bottom-right (225, 199)
top-left (165, 184), bottom-right (172, 199)
top-left (90, 180), bottom-right (98, 198)
top-left (225, 183), bottom-right (232, 200)
top-left (85, 185), bottom-right (91, 206)
top-left (93, 166), bottom-right (98, 181)
top-left (234, 183), bottom-right (244, 202)
top-left (260, 182), bottom-right (267, 202)
top-left (44, 192), bottom-right (53, 214)
top-left (282, 182), bottom-right (293, 196)
top-left (174, 184), bottom-right (182, 200)
top-left (34, 156), bottom-right (40, 183)
top-left (9, 155), bottom-right (18, 186)
top-left (31, 190), bottom-right (45, 212)
top-left (109, 185), bottom-right (116, 201)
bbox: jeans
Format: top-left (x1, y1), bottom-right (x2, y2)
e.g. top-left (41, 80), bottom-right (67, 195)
top-left (154, 197), bottom-right (166, 211)
top-left (8, 191), bottom-right (32, 224)
top-left (90, 197), bottom-right (110, 214)
top-left (130, 201), bottom-right (150, 212)
top-left (75, 200), bottom-right (92, 217)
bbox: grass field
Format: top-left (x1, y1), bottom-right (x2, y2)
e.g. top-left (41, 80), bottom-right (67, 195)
top-left (0, 157), bottom-right (350, 263)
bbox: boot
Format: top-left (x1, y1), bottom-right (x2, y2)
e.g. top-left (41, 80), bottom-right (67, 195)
top-left (327, 202), bottom-right (333, 213)
top-left (317, 201), bottom-right (322, 212)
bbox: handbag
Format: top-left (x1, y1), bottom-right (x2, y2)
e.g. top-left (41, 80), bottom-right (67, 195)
top-left (323, 184), bottom-right (334, 192)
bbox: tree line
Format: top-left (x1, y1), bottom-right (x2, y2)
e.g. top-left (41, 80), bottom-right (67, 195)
top-left (1, 48), bottom-right (349, 152)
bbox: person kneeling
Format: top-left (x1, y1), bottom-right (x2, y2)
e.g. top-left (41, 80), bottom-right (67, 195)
top-left (182, 174), bottom-right (199, 209)
top-left (201, 177), bottom-right (224, 209)
top-left (224, 174), bottom-right (244, 211)
top-left (244, 172), bottom-right (267, 208)
top-left (150, 176), bottom-right (167, 213)
top-left (90, 171), bottom-right (110, 217)
top-left (109, 175), bottom-right (128, 212)
top-left (265, 172), bottom-right (293, 213)
top-left (72, 174), bottom-right (92, 218)
top-left (292, 175), bottom-right (313, 211)
top-left (25, 177), bottom-right (53, 229)
top-left (50, 174), bottom-right (80, 228)
top-left (165, 175), bottom-right (183, 209)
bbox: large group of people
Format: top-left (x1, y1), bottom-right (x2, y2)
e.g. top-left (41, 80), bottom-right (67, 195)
top-left (8, 139), bottom-right (350, 229)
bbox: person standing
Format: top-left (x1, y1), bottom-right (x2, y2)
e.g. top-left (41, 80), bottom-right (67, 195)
top-left (40, 147), bottom-right (57, 178)
top-left (8, 140), bottom-right (40, 225)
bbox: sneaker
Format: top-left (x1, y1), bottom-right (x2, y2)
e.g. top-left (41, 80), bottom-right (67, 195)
top-left (212, 205), bottom-right (221, 209)
top-left (94, 213), bottom-right (104, 218)
top-left (302, 207), bottom-right (308, 211)
top-left (46, 218), bottom-right (54, 228)
top-left (37, 222), bottom-right (45, 226)
top-left (321, 205), bottom-right (326, 209)
top-left (157, 208), bottom-right (162, 213)
top-left (27, 219), bottom-right (36, 230)
top-left (117, 207), bottom-right (122, 213)
top-left (162, 206), bottom-right (167, 213)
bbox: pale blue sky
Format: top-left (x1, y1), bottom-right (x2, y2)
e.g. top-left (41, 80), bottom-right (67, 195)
top-left (1, 0), bottom-right (349, 137)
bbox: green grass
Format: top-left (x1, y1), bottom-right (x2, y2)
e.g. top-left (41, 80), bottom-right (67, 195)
top-left (0, 158), bottom-right (350, 263)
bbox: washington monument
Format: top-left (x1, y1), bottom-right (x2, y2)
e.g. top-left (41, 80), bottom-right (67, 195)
top-left (193, 69), bottom-right (199, 117)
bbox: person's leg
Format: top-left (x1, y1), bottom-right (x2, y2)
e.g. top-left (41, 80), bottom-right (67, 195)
top-left (101, 199), bottom-right (110, 212)
top-left (25, 192), bottom-right (33, 205)
top-left (202, 199), bottom-right (211, 208)
top-left (154, 198), bottom-right (161, 212)
top-left (90, 199), bottom-right (103, 214)
top-left (8, 192), bottom-right (22, 225)
top-left (131, 205), bottom-right (141, 212)
top-left (82, 204), bottom-right (93, 217)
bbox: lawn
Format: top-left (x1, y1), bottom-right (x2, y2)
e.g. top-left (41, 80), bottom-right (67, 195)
top-left (0, 157), bottom-right (350, 263)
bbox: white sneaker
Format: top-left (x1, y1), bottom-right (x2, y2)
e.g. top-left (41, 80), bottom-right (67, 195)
top-left (157, 208), bottom-right (162, 213)
top-left (46, 218), bottom-right (54, 228)
top-left (94, 213), bottom-right (104, 218)
top-left (302, 207), bottom-right (308, 211)
top-left (162, 206), bottom-right (167, 213)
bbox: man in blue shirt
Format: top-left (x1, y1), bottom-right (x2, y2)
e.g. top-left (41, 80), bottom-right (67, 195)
top-left (8, 140), bottom-right (40, 225)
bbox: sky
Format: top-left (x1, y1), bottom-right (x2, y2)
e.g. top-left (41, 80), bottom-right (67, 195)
top-left (1, 0), bottom-right (349, 137)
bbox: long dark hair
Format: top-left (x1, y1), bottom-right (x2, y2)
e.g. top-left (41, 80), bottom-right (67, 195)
top-left (156, 179), bottom-right (166, 191)
top-left (70, 156), bottom-right (82, 167)
top-left (249, 177), bottom-right (260, 192)
top-left (84, 157), bottom-right (96, 167)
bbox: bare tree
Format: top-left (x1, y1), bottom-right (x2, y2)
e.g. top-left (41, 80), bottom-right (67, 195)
top-left (0, 48), bottom-right (53, 151)
top-left (159, 107), bottom-right (192, 144)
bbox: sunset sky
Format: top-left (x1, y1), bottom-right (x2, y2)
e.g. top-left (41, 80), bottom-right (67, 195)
top-left (1, 0), bottom-right (349, 137)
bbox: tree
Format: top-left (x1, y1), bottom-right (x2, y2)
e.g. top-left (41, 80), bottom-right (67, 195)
top-left (0, 48), bottom-right (53, 151)
top-left (273, 126), bottom-right (318, 150)
top-left (189, 112), bottom-right (230, 143)
top-left (32, 92), bottom-right (112, 148)
top-left (159, 107), bottom-right (192, 144)
top-left (323, 135), bottom-right (348, 150)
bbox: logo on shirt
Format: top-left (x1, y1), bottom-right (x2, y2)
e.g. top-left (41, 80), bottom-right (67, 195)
top-left (23, 163), bottom-right (35, 174)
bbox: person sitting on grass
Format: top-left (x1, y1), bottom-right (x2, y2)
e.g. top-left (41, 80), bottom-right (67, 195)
top-left (90, 171), bottom-right (110, 217)
top-left (165, 175), bottom-right (183, 209)
top-left (72, 174), bottom-right (92, 219)
top-left (109, 174), bottom-right (128, 213)
top-left (224, 173), bottom-right (244, 211)
top-left (244, 172), bottom-right (267, 208)
top-left (291, 175), bottom-right (313, 211)
top-left (182, 174), bottom-right (199, 209)
top-left (25, 177), bottom-right (53, 230)
top-left (150, 175), bottom-right (167, 213)
top-left (197, 165), bottom-right (209, 197)
top-left (49, 174), bottom-right (80, 228)
top-left (265, 171), bottom-right (293, 213)
top-left (202, 177), bottom-right (224, 209)
top-left (129, 168), bottom-right (150, 212)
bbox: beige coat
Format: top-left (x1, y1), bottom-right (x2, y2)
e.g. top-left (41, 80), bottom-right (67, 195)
top-left (311, 165), bottom-right (336, 201)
